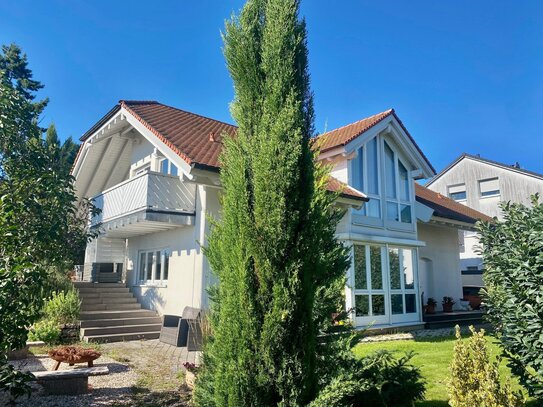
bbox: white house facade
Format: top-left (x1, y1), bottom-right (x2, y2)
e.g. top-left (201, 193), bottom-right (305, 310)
top-left (426, 153), bottom-right (543, 287)
top-left (73, 101), bottom-right (490, 341)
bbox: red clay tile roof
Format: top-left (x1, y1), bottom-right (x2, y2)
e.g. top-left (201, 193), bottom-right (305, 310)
top-left (121, 100), bottom-right (237, 170)
top-left (80, 100), bottom-right (366, 201)
top-left (316, 109), bottom-right (435, 174)
top-left (415, 183), bottom-right (493, 224)
top-left (316, 109), bottom-right (394, 152)
top-left (327, 178), bottom-right (367, 201)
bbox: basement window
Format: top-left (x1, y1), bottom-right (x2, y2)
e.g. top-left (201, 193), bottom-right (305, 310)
top-left (138, 249), bottom-right (170, 286)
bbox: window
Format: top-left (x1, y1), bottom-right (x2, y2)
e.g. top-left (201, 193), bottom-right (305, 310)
top-left (353, 245), bottom-right (386, 318)
top-left (159, 159), bottom-right (178, 176)
top-left (353, 244), bottom-right (419, 324)
top-left (354, 137), bottom-right (381, 219)
top-left (384, 141), bottom-right (412, 224)
top-left (479, 178), bottom-right (499, 198)
top-left (138, 249), bottom-right (170, 285)
top-left (448, 184), bottom-right (467, 201)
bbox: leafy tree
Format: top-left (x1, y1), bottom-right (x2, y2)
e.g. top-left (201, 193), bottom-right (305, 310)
top-left (0, 47), bottom-right (91, 403)
top-left (478, 196), bottom-right (543, 399)
top-left (0, 43), bottom-right (48, 117)
top-left (45, 123), bottom-right (80, 176)
top-left (194, 0), bottom-right (351, 405)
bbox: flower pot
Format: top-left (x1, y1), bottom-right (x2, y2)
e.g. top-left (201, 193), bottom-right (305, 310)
top-left (425, 304), bottom-right (436, 314)
top-left (442, 303), bottom-right (454, 313)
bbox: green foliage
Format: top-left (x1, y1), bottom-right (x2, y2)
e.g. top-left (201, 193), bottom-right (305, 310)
top-left (310, 349), bottom-right (425, 407)
top-left (478, 196), bottom-right (543, 399)
top-left (27, 319), bottom-right (61, 345)
top-left (45, 123), bottom-right (80, 176)
top-left (193, 1), bottom-right (352, 405)
top-left (448, 325), bottom-right (524, 407)
top-left (42, 290), bottom-right (81, 325)
top-left (0, 43), bottom-right (92, 401)
top-left (0, 43), bottom-right (48, 117)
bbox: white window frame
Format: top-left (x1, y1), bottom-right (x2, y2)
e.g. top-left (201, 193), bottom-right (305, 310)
top-left (478, 177), bottom-right (500, 198)
top-left (136, 248), bottom-right (170, 287)
top-left (383, 139), bottom-right (414, 230)
top-left (159, 158), bottom-right (179, 177)
top-left (448, 183), bottom-right (467, 202)
top-left (351, 243), bottom-right (421, 327)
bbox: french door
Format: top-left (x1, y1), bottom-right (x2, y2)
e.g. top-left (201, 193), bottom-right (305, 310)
top-left (353, 243), bottom-right (419, 326)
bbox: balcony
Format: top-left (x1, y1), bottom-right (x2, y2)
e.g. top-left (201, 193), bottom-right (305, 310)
top-left (91, 172), bottom-right (196, 237)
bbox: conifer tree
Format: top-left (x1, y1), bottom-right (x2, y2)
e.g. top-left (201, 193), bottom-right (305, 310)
top-left (45, 123), bottom-right (80, 175)
top-left (194, 1), bottom-right (350, 405)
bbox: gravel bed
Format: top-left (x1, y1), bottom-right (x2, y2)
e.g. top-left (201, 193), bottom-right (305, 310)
top-left (360, 324), bottom-right (492, 343)
top-left (0, 354), bottom-right (137, 406)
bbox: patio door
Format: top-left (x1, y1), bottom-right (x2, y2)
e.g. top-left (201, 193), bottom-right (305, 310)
top-left (388, 247), bottom-right (419, 324)
top-left (352, 243), bottom-right (420, 327)
top-left (353, 245), bottom-right (388, 325)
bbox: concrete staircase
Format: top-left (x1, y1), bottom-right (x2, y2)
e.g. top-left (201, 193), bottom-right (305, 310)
top-left (75, 282), bottom-right (162, 343)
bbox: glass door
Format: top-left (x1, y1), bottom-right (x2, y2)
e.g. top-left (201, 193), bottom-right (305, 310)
top-left (353, 244), bottom-right (388, 326)
top-left (388, 247), bottom-right (419, 324)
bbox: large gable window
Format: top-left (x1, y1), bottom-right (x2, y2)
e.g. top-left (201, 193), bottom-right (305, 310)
top-left (354, 137), bottom-right (381, 218)
top-left (384, 141), bottom-right (412, 224)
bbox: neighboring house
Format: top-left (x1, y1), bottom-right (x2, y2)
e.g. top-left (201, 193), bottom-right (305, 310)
top-left (426, 153), bottom-right (543, 287)
top-left (72, 101), bottom-right (489, 339)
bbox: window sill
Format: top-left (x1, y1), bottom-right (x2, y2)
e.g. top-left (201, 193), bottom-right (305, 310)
top-left (479, 194), bottom-right (500, 200)
top-left (134, 283), bottom-right (168, 288)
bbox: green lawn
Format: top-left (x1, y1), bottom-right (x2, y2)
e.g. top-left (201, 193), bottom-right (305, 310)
top-left (353, 335), bottom-right (532, 407)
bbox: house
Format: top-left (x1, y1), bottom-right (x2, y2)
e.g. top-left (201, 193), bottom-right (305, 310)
top-left (426, 153), bottom-right (543, 287)
top-left (72, 101), bottom-right (490, 342)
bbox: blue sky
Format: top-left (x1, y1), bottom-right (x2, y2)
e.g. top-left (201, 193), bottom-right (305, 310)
top-left (1, 1), bottom-right (542, 176)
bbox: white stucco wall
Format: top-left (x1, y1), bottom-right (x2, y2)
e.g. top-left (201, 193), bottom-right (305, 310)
top-left (417, 222), bottom-right (463, 309)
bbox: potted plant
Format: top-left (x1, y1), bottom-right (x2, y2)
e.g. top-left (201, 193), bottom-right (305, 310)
top-left (183, 362), bottom-right (199, 389)
top-left (442, 296), bottom-right (455, 313)
top-left (425, 297), bottom-right (437, 314)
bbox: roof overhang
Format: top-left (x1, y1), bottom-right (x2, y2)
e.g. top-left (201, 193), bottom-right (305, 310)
top-left (319, 115), bottom-right (435, 180)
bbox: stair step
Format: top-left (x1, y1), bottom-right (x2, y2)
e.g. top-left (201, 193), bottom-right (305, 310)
top-left (74, 282), bottom-right (125, 288)
top-left (79, 291), bottom-right (135, 299)
top-left (82, 323), bottom-right (163, 336)
top-left (84, 331), bottom-right (161, 343)
top-left (80, 297), bottom-right (137, 305)
top-left (77, 287), bottom-right (130, 294)
top-left (425, 317), bottom-right (483, 330)
top-left (79, 310), bottom-right (155, 320)
top-left (82, 303), bottom-right (141, 311)
top-left (80, 316), bottom-right (162, 328)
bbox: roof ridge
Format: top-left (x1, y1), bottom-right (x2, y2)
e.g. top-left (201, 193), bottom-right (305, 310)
top-left (317, 108), bottom-right (394, 138)
top-left (149, 101), bottom-right (237, 130)
top-left (119, 100), bottom-right (159, 105)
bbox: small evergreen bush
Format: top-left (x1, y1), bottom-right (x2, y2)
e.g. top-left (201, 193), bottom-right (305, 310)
top-left (310, 349), bottom-right (425, 407)
top-left (28, 319), bottom-right (61, 345)
top-left (43, 289), bottom-right (80, 325)
top-left (448, 325), bottom-right (524, 407)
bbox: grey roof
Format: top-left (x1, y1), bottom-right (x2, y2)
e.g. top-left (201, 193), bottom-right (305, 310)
top-left (426, 153), bottom-right (543, 186)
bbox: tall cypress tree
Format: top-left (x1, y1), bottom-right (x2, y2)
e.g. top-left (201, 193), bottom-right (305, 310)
top-left (194, 1), bottom-right (350, 405)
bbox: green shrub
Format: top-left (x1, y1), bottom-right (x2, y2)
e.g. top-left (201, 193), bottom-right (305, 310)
top-left (43, 289), bottom-right (80, 325)
top-left (28, 319), bottom-right (61, 345)
top-left (478, 196), bottom-right (543, 398)
top-left (310, 349), bottom-right (425, 407)
top-left (448, 325), bottom-right (524, 407)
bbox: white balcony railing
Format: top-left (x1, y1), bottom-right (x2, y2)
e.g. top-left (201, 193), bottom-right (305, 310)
top-left (91, 172), bottom-right (196, 226)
